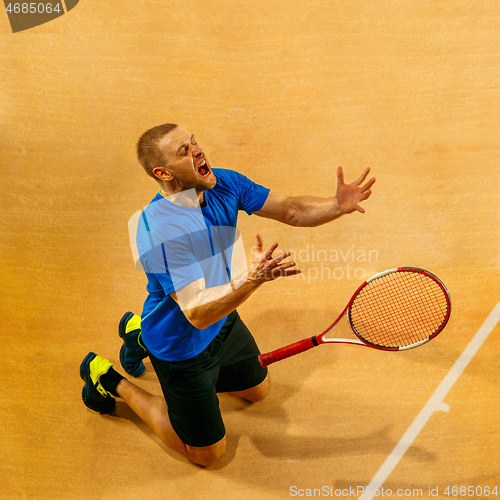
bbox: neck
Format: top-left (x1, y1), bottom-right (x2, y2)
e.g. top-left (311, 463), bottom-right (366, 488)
top-left (159, 188), bottom-right (205, 208)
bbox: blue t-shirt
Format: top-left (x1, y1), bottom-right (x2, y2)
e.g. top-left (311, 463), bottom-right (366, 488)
top-left (135, 168), bottom-right (270, 361)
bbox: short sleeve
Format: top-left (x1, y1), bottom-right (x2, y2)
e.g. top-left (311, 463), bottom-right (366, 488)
top-left (231, 171), bottom-right (270, 215)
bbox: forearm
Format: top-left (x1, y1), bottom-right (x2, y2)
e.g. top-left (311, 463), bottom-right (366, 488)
top-left (287, 196), bottom-right (342, 227)
top-left (175, 235), bottom-right (299, 329)
top-left (256, 168), bottom-right (374, 227)
top-left (180, 272), bottom-right (260, 330)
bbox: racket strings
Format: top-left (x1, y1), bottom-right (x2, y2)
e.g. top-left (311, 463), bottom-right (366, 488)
top-left (349, 271), bottom-right (449, 348)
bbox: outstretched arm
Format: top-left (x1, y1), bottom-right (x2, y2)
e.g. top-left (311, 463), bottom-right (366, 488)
top-left (254, 167), bottom-right (375, 227)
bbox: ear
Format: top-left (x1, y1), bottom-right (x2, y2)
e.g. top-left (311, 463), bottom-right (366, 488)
top-left (152, 166), bottom-right (174, 181)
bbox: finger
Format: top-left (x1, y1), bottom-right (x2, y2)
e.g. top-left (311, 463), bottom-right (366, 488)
top-left (274, 260), bottom-right (296, 270)
top-left (255, 234), bottom-right (263, 252)
top-left (360, 189), bottom-right (372, 201)
top-left (270, 262), bottom-right (299, 278)
top-left (267, 260), bottom-right (296, 278)
top-left (360, 176), bottom-right (376, 193)
top-left (356, 204), bottom-right (366, 214)
top-left (355, 167), bottom-right (370, 185)
top-left (269, 266), bottom-right (301, 280)
top-left (270, 251), bottom-right (291, 265)
top-left (337, 166), bottom-right (345, 185)
top-left (270, 267), bottom-right (283, 279)
top-left (264, 242), bottom-right (279, 260)
top-left (282, 269), bottom-right (302, 277)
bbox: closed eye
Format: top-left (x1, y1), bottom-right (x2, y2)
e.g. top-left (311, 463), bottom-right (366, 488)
top-left (177, 135), bottom-right (198, 157)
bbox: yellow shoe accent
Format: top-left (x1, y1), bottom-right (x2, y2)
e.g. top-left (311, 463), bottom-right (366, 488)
top-left (137, 332), bottom-right (145, 351)
top-left (125, 314), bottom-right (145, 350)
top-left (89, 355), bottom-right (115, 398)
top-left (125, 314), bottom-right (141, 334)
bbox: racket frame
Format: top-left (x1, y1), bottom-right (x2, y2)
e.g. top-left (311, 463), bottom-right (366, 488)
top-left (258, 267), bottom-right (451, 366)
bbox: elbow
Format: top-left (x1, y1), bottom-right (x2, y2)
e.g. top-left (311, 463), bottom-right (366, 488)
top-left (284, 207), bottom-right (300, 226)
top-left (184, 310), bottom-right (213, 330)
top-left (191, 319), bottom-right (212, 330)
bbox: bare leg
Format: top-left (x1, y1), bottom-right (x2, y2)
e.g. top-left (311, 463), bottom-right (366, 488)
top-left (229, 373), bottom-right (270, 402)
top-left (116, 379), bottom-right (187, 456)
top-left (116, 379), bottom-right (226, 466)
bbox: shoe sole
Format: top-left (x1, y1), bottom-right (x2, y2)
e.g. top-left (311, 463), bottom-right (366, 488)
top-left (118, 312), bottom-right (136, 341)
top-left (80, 351), bottom-right (97, 382)
top-left (80, 352), bottom-right (116, 414)
top-left (119, 312), bottom-right (146, 378)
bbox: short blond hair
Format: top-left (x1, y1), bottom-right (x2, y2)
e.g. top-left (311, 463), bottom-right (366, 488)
top-left (136, 123), bottom-right (178, 179)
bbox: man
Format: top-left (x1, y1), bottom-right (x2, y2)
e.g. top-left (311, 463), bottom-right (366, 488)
top-left (80, 123), bottom-right (375, 467)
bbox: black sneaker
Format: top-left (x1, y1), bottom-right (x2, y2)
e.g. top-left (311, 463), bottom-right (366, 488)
top-left (118, 312), bottom-right (147, 377)
top-left (80, 352), bottom-right (116, 414)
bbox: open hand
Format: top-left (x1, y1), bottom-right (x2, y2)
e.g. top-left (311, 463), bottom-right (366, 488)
top-left (248, 235), bottom-right (301, 284)
top-left (336, 167), bottom-right (376, 214)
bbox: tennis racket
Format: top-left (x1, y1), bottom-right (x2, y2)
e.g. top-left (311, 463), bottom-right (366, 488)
top-left (258, 267), bottom-right (451, 367)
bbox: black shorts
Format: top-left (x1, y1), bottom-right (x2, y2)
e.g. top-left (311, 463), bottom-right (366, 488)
top-left (148, 310), bottom-right (268, 447)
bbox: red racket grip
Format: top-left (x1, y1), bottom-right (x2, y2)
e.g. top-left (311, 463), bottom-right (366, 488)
top-left (259, 337), bottom-right (318, 367)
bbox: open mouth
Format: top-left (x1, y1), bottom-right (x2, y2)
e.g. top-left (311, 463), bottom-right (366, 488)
top-left (198, 159), bottom-right (211, 177)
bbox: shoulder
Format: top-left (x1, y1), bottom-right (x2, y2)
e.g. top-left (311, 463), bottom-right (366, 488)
top-left (211, 168), bottom-right (269, 215)
top-left (212, 168), bottom-right (249, 184)
top-left (212, 168), bottom-right (262, 192)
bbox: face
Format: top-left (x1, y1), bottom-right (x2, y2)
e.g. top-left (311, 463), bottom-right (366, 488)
top-left (155, 127), bottom-right (216, 195)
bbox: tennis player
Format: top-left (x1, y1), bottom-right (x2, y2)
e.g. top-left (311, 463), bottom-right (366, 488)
top-left (80, 123), bottom-right (375, 466)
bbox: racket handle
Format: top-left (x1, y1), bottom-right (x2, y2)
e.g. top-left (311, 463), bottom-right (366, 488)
top-left (259, 337), bottom-right (318, 367)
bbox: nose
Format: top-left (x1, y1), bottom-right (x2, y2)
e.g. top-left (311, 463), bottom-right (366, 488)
top-left (193, 145), bottom-right (203, 157)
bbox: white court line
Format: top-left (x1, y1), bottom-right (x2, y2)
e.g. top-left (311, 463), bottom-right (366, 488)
top-left (359, 299), bottom-right (500, 500)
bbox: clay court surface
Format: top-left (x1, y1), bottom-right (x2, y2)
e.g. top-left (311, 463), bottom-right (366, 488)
top-left (1, 1), bottom-right (499, 499)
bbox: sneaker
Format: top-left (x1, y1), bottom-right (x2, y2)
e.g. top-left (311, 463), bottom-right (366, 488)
top-left (80, 352), bottom-right (116, 414)
top-left (119, 312), bottom-right (147, 377)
